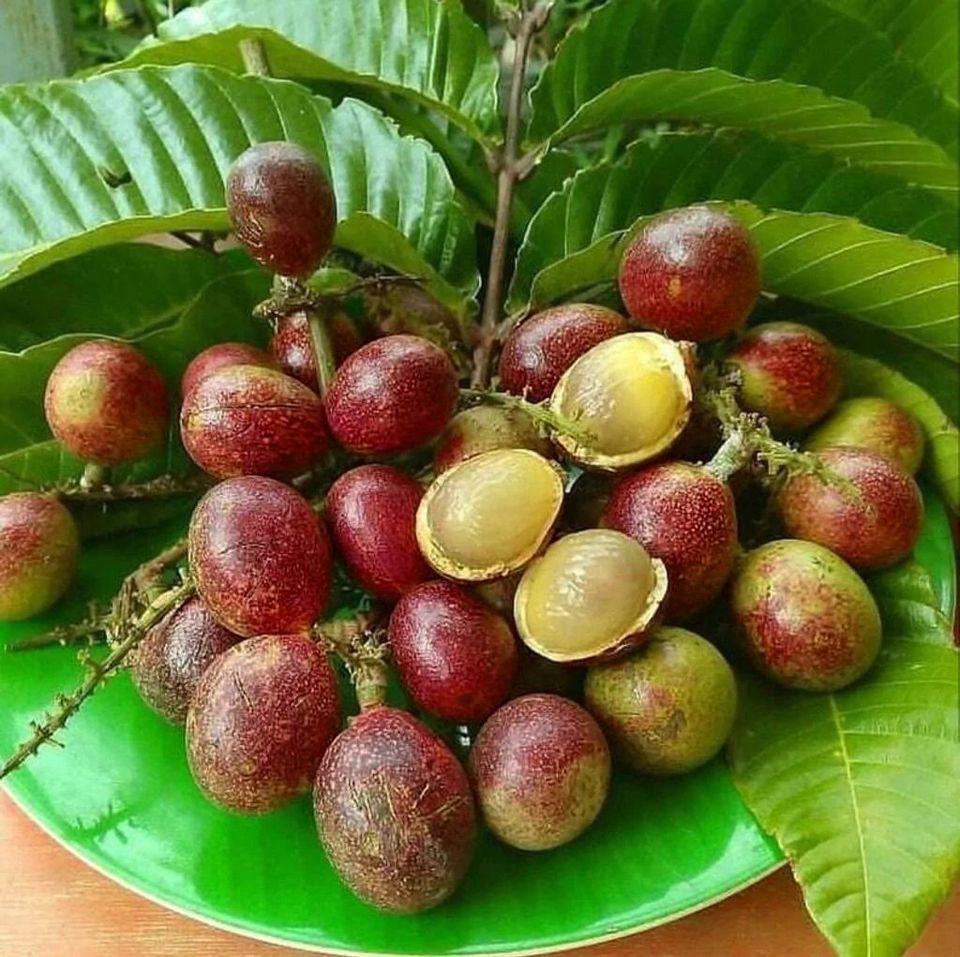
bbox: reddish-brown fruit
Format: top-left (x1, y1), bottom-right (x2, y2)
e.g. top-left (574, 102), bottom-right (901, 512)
top-left (602, 462), bottom-right (738, 622)
top-left (314, 706), bottom-right (475, 913)
top-left (617, 205), bottom-right (761, 342)
top-left (129, 596), bottom-right (240, 725)
top-left (324, 335), bottom-right (459, 455)
top-left (189, 476), bottom-right (332, 638)
top-left (725, 322), bottom-right (842, 433)
top-left (271, 310), bottom-right (364, 393)
top-left (226, 142), bottom-right (337, 278)
top-left (469, 694), bottom-right (610, 851)
top-left (44, 340), bottom-right (169, 466)
top-left (434, 405), bottom-right (552, 474)
top-left (779, 446), bottom-right (923, 570)
top-left (181, 343), bottom-right (276, 398)
top-left (180, 365), bottom-right (329, 479)
top-left (325, 465), bottom-right (431, 601)
top-left (361, 283), bottom-right (461, 340)
top-left (0, 493), bottom-right (79, 621)
top-left (187, 634), bottom-right (340, 814)
top-left (389, 581), bottom-right (519, 723)
top-left (498, 304), bottom-right (628, 402)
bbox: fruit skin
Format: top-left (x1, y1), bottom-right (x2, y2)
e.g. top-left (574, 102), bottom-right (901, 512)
top-left (180, 365), bottom-right (329, 479)
top-left (0, 493), bottom-right (79, 621)
top-left (389, 581), bottom-right (519, 723)
top-left (325, 335), bottom-right (459, 455)
top-left (44, 340), bottom-right (170, 466)
top-left (434, 405), bottom-right (552, 474)
top-left (602, 461), bottom-right (737, 622)
top-left (498, 304), bottom-right (628, 402)
top-left (469, 694), bottom-right (610, 851)
top-left (181, 343), bottom-right (277, 398)
top-left (129, 595), bottom-right (240, 725)
top-left (326, 465), bottom-right (431, 601)
top-left (725, 322), bottom-right (842, 433)
top-left (187, 634), bottom-right (340, 814)
top-left (618, 206), bottom-right (761, 342)
top-left (806, 397), bottom-right (925, 475)
top-left (271, 309), bottom-right (364, 393)
top-left (730, 539), bottom-right (882, 691)
top-left (585, 627), bottom-right (737, 775)
top-left (189, 476), bottom-right (332, 638)
top-left (779, 446), bottom-right (923, 570)
top-left (226, 142), bottom-right (336, 278)
top-left (314, 706), bottom-right (475, 914)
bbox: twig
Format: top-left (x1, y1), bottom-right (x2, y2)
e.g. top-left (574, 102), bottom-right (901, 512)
top-left (313, 612), bottom-right (390, 711)
top-left (55, 473), bottom-right (212, 503)
top-left (7, 603), bottom-right (107, 653)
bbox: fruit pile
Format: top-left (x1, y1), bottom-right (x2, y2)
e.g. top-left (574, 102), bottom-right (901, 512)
top-left (0, 143), bottom-right (927, 915)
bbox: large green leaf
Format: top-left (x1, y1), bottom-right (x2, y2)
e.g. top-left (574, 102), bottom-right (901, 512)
top-left (729, 557), bottom-right (959, 957)
top-left (0, 65), bottom-right (479, 316)
top-left (116, 0), bottom-right (501, 144)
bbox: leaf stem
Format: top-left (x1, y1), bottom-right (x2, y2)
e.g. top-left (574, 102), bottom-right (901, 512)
top-left (239, 38), bottom-right (270, 77)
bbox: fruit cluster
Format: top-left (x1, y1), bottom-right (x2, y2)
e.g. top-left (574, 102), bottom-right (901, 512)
top-left (0, 143), bottom-right (927, 915)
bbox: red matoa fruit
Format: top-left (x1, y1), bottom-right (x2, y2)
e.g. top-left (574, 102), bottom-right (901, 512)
top-left (389, 580), bottom-right (519, 723)
top-left (730, 539), bottom-right (882, 691)
top-left (326, 465), bottom-right (431, 601)
top-left (180, 364), bottom-right (328, 479)
top-left (602, 461), bottom-right (737, 622)
top-left (469, 694), bottom-right (610, 851)
top-left (806, 397), bottom-right (925, 475)
top-left (189, 476), bottom-right (332, 637)
top-left (779, 446), bottom-right (923, 570)
top-left (129, 595), bottom-right (240, 725)
top-left (498, 304), bottom-right (629, 402)
top-left (0, 493), bottom-right (79, 621)
top-left (181, 343), bottom-right (277, 398)
top-left (324, 335), bottom-right (459, 455)
top-left (187, 634), bottom-right (340, 814)
top-left (725, 322), bottom-right (842, 433)
top-left (271, 309), bottom-right (364, 393)
top-left (434, 405), bottom-right (552, 474)
top-left (618, 205), bottom-right (761, 342)
top-left (514, 529), bottom-right (668, 664)
top-left (226, 142), bottom-right (336, 279)
top-left (44, 340), bottom-right (169, 466)
top-left (314, 706), bottom-right (475, 913)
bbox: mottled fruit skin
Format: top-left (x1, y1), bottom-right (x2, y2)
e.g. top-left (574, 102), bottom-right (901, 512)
top-left (585, 627), bottom-right (736, 775)
top-left (189, 476), bottom-right (332, 637)
top-left (779, 446), bottom-right (923, 570)
top-left (226, 142), bottom-right (336, 278)
top-left (730, 540), bottom-right (882, 691)
top-left (325, 335), bottom-right (459, 455)
top-left (498, 304), bottom-right (628, 402)
top-left (618, 206), bottom-right (761, 342)
top-left (0, 493), bottom-right (79, 621)
top-left (271, 310), bottom-right (363, 393)
top-left (129, 596), bottom-right (240, 724)
top-left (469, 694), bottom-right (611, 851)
top-left (725, 322), bottom-right (841, 433)
top-left (389, 581), bottom-right (519, 723)
top-left (180, 365), bottom-right (329, 479)
top-left (602, 462), bottom-right (737, 621)
top-left (187, 634), bottom-right (340, 814)
top-left (44, 340), bottom-right (170, 466)
top-left (806, 397), bottom-right (925, 475)
top-left (434, 406), bottom-right (552, 474)
top-left (181, 343), bottom-right (276, 398)
top-left (326, 465), bottom-right (431, 601)
top-left (314, 707), bottom-right (475, 913)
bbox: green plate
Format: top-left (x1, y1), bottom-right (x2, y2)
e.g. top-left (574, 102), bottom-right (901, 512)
top-left (1, 489), bottom-right (954, 955)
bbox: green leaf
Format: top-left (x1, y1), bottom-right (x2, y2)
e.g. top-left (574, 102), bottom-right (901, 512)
top-left (116, 0), bottom-right (501, 144)
top-left (0, 65), bottom-right (479, 317)
top-left (729, 558), bottom-right (959, 957)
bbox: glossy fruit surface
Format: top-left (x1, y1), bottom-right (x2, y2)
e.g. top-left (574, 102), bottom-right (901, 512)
top-left (470, 694), bottom-right (610, 851)
top-left (618, 206), bottom-right (761, 341)
top-left (434, 406), bottom-right (552, 474)
top-left (180, 365), bottom-right (328, 479)
top-left (188, 477), bottom-right (331, 638)
top-left (325, 335), bottom-right (458, 455)
top-left (181, 343), bottom-right (277, 398)
top-left (314, 706), bottom-right (475, 914)
top-left (44, 340), bottom-right (169, 466)
top-left (187, 634), bottom-right (340, 814)
top-left (226, 142), bottom-right (336, 278)
top-left (271, 310), bottom-right (364, 393)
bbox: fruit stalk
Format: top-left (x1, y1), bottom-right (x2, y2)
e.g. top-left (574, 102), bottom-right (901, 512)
top-left (7, 602), bottom-right (106, 653)
top-left (459, 387), bottom-right (593, 446)
top-left (314, 614), bottom-right (390, 710)
top-left (55, 472), bottom-right (212, 503)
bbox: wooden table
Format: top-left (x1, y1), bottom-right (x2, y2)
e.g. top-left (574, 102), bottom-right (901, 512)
top-left (1, 792), bottom-right (956, 956)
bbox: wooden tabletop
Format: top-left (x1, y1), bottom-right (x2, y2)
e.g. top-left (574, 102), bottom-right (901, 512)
top-left (0, 792), bottom-right (956, 957)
